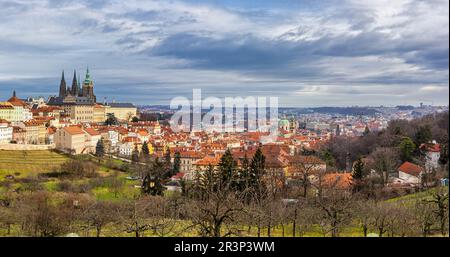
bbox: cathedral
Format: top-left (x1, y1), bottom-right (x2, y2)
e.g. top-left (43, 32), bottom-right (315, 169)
top-left (49, 68), bottom-right (96, 105)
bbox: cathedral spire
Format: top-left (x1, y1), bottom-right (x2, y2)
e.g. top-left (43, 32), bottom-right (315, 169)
top-left (59, 70), bottom-right (67, 97)
top-left (71, 70), bottom-right (79, 96)
top-left (13, 90), bottom-right (16, 98)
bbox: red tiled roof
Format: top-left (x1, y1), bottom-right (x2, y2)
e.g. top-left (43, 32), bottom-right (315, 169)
top-left (322, 173), bottom-right (352, 189)
top-left (7, 96), bottom-right (27, 107)
top-left (420, 143), bottom-right (441, 153)
top-left (84, 127), bottom-right (101, 136)
top-left (398, 161), bottom-right (424, 177)
top-left (63, 126), bottom-right (85, 136)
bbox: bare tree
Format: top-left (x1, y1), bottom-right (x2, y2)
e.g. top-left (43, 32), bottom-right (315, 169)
top-left (413, 200), bottom-right (435, 237)
top-left (425, 187), bottom-right (449, 236)
top-left (186, 187), bottom-right (244, 237)
top-left (291, 155), bottom-right (325, 198)
top-left (83, 200), bottom-right (119, 237)
top-left (315, 189), bottom-right (354, 237)
top-left (369, 147), bottom-right (400, 186)
top-left (118, 197), bottom-right (153, 237)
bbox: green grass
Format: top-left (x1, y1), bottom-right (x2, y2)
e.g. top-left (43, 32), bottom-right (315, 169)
top-left (0, 150), bottom-right (69, 179)
top-left (386, 186), bottom-right (448, 205)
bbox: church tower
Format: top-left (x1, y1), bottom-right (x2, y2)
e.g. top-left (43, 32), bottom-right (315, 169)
top-left (82, 67), bottom-right (96, 102)
top-left (59, 70), bottom-right (67, 97)
top-left (71, 70), bottom-right (79, 96)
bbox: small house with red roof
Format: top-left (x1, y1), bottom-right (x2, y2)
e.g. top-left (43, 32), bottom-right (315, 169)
top-left (398, 161), bottom-right (425, 184)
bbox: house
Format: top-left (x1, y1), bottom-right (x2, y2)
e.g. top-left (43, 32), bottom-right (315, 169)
top-left (54, 126), bottom-right (90, 154)
top-left (0, 119), bottom-right (13, 144)
top-left (398, 161), bottom-right (425, 184)
top-left (178, 151), bottom-right (205, 174)
top-left (321, 173), bottom-right (353, 190)
top-left (420, 141), bottom-right (441, 171)
top-left (84, 128), bottom-right (102, 153)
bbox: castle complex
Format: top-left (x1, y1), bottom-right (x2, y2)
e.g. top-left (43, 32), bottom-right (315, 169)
top-left (49, 68), bottom-right (96, 105)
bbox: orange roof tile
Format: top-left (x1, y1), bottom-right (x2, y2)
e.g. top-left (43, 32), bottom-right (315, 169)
top-left (398, 161), bottom-right (424, 177)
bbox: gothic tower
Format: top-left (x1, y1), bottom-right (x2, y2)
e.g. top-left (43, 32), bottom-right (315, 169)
top-left (82, 67), bottom-right (96, 102)
top-left (59, 70), bottom-right (67, 97)
top-left (71, 70), bottom-right (79, 96)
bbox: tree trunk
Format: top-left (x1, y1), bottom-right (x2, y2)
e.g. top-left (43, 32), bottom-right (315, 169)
top-left (363, 225), bottom-right (367, 237)
top-left (96, 226), bottom-right (101, 237)
top-left (292, 209), bottom-right (297, 237)
top-left (257, 218), bottom-right (261, 237)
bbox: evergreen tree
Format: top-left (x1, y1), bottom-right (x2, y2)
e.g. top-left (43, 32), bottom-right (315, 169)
top-left (240, 154), bottom-right (250, 190)
top-left (105, 113), bottom-right (118, 126)
top-left (164, 146), bottom-right (171, 163)
top-left (351, 157), bottom-right (365, 193)
top-left (320, 149), bottom-right (335, 169)
top-left (363, 126), bottom-right (370, 136)
top-left (131, 145), bottom-right (140, 163)
top-left (142, 173), bottom-right (164, 196)
top-left (249, 147), bottom-right (267, 201)
top-left (95, 137), bottom-right (105, 157)
top-left (218, 149), bottom-right (237, 187)
top-left (173, 151), bottom-right (181, 175)
top-left (141, 141), bottom-right (150, 157)
top-left (439, 134), bottom-right (448, 166)
top-left (163, 146), bottom-right (172, 175)
top-left (352, 157), bottom-right (364, 180)
top-left (249, 147), bottom-right (266, 188)
top-left (399, 137), bottom-right (416, 162)
top-left (415, 125), bottom-right (432, 145)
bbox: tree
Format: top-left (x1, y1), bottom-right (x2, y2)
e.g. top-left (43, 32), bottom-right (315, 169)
top-left (95, 137), bottom-right (105, 158)
top-left (369, 147), bottom-right (399, 186)
top-left (415, 125), bottom-right (432, 146)
top-left (131, 145), bottom-right (140, 163)
top-left (105, 113), bottom-right (118, 126)
top-left (425, 188), bottom-right (449, 236)
top-left (83, 200), bottom-right (118, 237)
top-left (141, 141), bottom-right (150, 158)
top-left (439, 134), bottom-right (448, 166)
top-left (186, 187), bottom-right (244, 237)
top-left (131, 116), bottom-right (140, 122)
top-left (249, 147), bottom-right (266, 193)
top-left (315, 190), bottom-right (355, 237)
top-left (352, 157), bottom-right (364, 180)
top-left (399, 137), bottom-right (416, 162)
top-left (173, 151), bottom-right (181, 175)
top-left (293, 155), bottom-right (323, 197)
top-left (320, 149), bottom-right (335, 170)
top-left (351, 157), bottom-right (365, 193)
top-left (119, 198), bottom-right (152, 237)
top-left (218, 149), bottom-right (237, 188)
top-left (363, 126), bottom-right (370, 136)
top-left (413, 200), bottom-right (435, 237)
top-left (142, 174), bottom-right (165, 196)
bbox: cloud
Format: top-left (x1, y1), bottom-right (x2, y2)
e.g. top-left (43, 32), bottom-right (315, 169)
top-left (0, 0), bottom-right (447, 106)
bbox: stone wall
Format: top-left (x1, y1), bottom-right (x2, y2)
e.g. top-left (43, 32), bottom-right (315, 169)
top-left (0, 143), bottom-right (55, 151)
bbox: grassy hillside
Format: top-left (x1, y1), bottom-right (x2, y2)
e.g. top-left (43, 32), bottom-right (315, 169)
top-left (0, 150), bottom-right (69, 179)
top-left (386, 186), bottom-right (448, 205)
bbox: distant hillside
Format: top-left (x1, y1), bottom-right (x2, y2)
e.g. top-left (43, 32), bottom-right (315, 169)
top-left (304, 107), bottom-right (379, 116)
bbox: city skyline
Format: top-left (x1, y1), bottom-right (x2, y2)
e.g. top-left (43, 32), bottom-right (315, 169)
top-left (0, 0), bottom-right (448, 107)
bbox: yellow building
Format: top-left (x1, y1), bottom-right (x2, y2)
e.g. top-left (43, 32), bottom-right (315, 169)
top-left (0, 102), bottom-right (14, 121)
top-left (107, 103), bottom-right (137, 121)
top-left (64, 104), bottom-right (94, 123)
top-left (93, 104), bottom-right (107, 123)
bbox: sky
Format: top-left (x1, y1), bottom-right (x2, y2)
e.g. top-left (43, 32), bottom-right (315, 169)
top-left (0, 0), bottom-right (448, 107)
